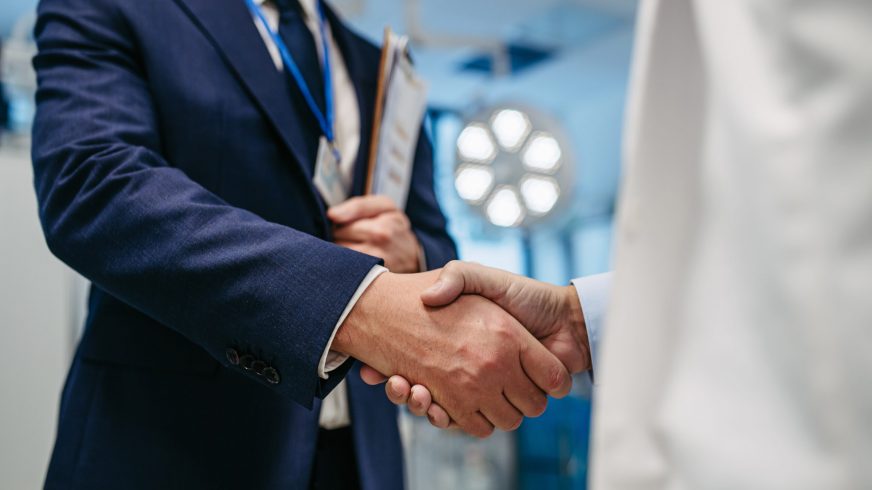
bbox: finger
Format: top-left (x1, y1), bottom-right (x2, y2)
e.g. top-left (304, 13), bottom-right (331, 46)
top-left (421, 261), bottom-right (510, 307)
top-left (360, 365), bottom-right (389, 385)
top-left (479, 395), bottom-right (524, 432)
top-left (503, 373), bottom-right (549, 418)
top-left (519, 334), bottom-right (573, 398)
top-left (333, 217), bottom-right (386, 243)
top-left (407, 385), bottom-right (432, 417)
top-left (385, 376), bottom-right (412, 405)
top-left (426, 404), bottom-right (452, 429)
top-left (328, 195), bottom-right (397, 224)
top-left (453, 411), bottom-right (495, 439)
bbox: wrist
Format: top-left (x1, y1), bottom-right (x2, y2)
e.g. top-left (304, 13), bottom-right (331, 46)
top-left (333, 272), bottom-right (395, 359)
top-left (330, 270), bottom-right (440, 378)
top-left (562, 284), bottom-right (590, 367)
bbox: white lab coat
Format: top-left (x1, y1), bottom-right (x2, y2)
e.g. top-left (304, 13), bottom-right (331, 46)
top-left (591, 0), bottom-right (872, 488)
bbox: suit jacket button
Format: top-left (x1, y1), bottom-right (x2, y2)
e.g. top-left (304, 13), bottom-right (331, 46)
top-left (239, 355), bottom-right (254, 370)
top-left (263, 367), bottom-right (280, 385)
top-left (251, 360), bottom-right (266, 375)
top-left (225, 348), bottom-right (240, 366)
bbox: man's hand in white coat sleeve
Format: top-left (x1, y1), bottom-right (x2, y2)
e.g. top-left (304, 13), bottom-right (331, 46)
top-left (359, 261), bottom-right (608, 432)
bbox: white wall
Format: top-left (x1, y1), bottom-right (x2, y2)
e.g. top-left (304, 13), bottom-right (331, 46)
top-left (0, 138), bottom-right (78, 489)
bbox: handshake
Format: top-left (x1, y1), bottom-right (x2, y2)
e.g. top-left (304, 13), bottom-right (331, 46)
top-left (331, 261), bottom-right (591, 438)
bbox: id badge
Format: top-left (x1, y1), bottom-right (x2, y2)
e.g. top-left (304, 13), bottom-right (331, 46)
top-left (313, 136), bottom-right (347, 207)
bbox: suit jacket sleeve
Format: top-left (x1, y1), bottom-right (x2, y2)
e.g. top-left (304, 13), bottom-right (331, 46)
top-left (405, 125), bottom-right (458, 270)
top-left (31, 0), bottom-right (377, 408)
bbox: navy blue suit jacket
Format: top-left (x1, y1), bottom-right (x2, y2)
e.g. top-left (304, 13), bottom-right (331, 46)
top-left (31, 0), bottom-right (456, 488)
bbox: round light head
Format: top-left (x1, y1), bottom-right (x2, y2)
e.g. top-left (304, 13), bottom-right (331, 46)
top-left (454, 164), bottom-right (495, 203)
top-left (456, 123), bottom-right (497, 163)
top-left (485, 186), bottom-right (524, 228)
top-left (522, 132), bottom-right (562, 172)
top-left (490, 109), bottom-right (531, 152)
top-left (454, 104), bottom-right (573, 229)
top-left (520, 175), bottom-right (560, 215)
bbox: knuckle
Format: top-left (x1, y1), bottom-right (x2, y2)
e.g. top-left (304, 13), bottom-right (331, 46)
top-left (371, 228), bottom-right (391, 244)
top-left (395, 213), bottom-right (410, 228)
top-left (478, 352), bottom-right (500, 372)
top-left (453, 367), bottom-right (477, 391)
top-left (493, 322), bottom-right (515, 342)
top-left (473, 351), bottom-right (502, 377)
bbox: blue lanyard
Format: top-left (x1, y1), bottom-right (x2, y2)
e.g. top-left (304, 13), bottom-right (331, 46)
top-left (246, 0), bottom-right (337, 156)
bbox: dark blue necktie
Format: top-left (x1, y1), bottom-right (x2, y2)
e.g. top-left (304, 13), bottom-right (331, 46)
top-left (274, 0), bottom-right (325, 113)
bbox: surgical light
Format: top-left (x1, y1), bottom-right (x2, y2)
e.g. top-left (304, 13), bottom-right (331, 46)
top-left (520, 175), bottom-right (560, 215)
top-left (456, 123), bottom-right (497, 163)
top-left (522, 132), bottom-right (562, 172)
top-left (455, 164), bottom-right (495, 202)
top-left (486, 187), bottom-right (524, 228)
top-left (490, 109), bottom-right (531, 151)
top-left (454, 104), bottom-right (573, 228)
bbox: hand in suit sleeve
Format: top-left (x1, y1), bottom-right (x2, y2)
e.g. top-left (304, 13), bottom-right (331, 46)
top-left (31, 0), bottom-right (380, 407)
top-left (327, 129), bottom-right (457, 273)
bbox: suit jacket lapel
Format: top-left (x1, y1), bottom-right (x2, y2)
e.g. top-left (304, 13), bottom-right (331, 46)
top-left (174, 0), bottom-right (383, 208)
top-left (173, 0), bottom-right (318, 184)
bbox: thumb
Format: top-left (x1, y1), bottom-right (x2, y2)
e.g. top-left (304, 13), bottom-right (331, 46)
top-left (420, 262), bottom-right (467, 306)
top-left (421, 261), bottom-right (506, 307)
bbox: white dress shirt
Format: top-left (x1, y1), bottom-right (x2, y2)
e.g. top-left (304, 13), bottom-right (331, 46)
top-left (571, 273), bottom-right (612, 379)
top-left (251, 0), bottom-right (381, 430)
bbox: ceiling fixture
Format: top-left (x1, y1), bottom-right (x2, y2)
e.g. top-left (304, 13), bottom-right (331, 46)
top-left (454, 104), bottom-right (573, 228)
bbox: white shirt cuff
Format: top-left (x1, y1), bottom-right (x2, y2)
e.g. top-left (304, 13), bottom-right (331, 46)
top-left (317, 265), bottom-right (388, 379)
top-left (570, 272), bottom-right (613, 381)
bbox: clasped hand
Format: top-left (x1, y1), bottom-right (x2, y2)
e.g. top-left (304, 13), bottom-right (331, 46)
top-left (326, 197), bottom-right (589, 437)
top-left (358, 261), bottom-right (591, 435)
top-left (328, 195), bottom-right (421, 273)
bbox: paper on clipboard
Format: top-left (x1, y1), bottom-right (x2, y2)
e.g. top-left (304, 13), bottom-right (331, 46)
top-left (365, 30), bottom-right (428, 210)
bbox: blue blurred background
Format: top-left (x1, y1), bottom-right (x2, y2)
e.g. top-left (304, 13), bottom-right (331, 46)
top-left (0, 0), bottom-right (637, 488)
